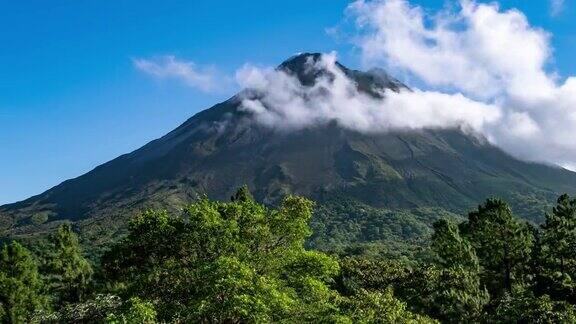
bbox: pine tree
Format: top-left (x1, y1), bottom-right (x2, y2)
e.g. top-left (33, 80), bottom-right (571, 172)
top-left (431, 219), bottom-right (478, 269)
top-left (461, 198), bottom-right (534, 296)
top-left (536, 194), bottom-right (576, 302)
top-left (491, 292), bottom-right (576, 323)
top-left (48, 223), bottom-right (93, 305)
top-left (418, 219), bottom-right (489, 322)
top-left (0, 241), bottom-right (47, 322)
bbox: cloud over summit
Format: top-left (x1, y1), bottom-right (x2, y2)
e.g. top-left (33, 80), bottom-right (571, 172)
top-left (344, 0), bottom-right (576, 169)
top-left (239, 0), bottom-right (576, 169)
top-left (236, 53), bottom-right (501, 134)
top-left (135, 0), bottom-right (576, 169)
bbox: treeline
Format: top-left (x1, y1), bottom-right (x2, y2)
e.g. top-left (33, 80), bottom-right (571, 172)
top-left (2, 187), bottom-right (576, 322)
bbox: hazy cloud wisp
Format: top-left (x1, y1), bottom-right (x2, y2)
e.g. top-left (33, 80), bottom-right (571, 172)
top-left (134, 56), bottom-right (227, 93)
top-left (551, 0), bottom-right (565, 16)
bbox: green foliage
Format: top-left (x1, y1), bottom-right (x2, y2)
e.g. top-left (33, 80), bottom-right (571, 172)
top-left (398, 265), bottom-right (487, 323)
top-left (431, 219), bottom-right (478, 269)
top-left (94, 192), bottom-right (573, 323)
top-left (34, 294), bottom-right (122, 323)
top-left (0, 241), bottom-right (47, 323)
top-left (536, 194), bottom-right (576, 302)
top-left (30, 212), bottom-right (49, 225)
top-left (47, 223), bottom-right (94, 305)
top-left (337, 257), bottom-right (411, 295)
top-left (310, 198), bottom-right (458, 260)
top-left (7, 188), bottom-right (576, 323)
top-left (101, 189), bottom-right (342, 322)
top-left (337, 220), bottom-right (489, 323)
top-left (337, 257), bottom-right (481, 323)
top-left (461, 198), bottom-right (534, 295)
top-left (490, 292), bottom-right (576, 323)
top-left (421, 219), bottom-right (489, 322)
top-left (340, 288), bottom-right (437, 323)
top-left (106, 297), bottom-right (157, 324)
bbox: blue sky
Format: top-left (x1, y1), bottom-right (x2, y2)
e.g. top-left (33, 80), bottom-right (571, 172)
top-left (1, 0), bottom-right (574, 205)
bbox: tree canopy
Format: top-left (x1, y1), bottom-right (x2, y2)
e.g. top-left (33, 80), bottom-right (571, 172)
top-left (3, 190), bottom-right (576, 322)
top-left (0, 241), bottom-right (47, 323)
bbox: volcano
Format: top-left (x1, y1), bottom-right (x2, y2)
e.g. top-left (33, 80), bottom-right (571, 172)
top-left (2, 53), bottom-right (576, 250)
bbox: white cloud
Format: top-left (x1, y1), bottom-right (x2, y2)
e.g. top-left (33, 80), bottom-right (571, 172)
top-left (135, 1), bottom-right (576, 168)
top-left (237, 53), bottom-right (501, 134)
top-left (551, 0), bottom-right (565, 16)
top-left (343, 0), bottom-right (576, 168)
top-left (134, 56), bottom-right (226, 93)
top-left (348, 0), bottom-right (553, 101)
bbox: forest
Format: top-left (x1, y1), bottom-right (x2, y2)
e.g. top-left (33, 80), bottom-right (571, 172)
top-left (2, 187), bottom-right (576, 323)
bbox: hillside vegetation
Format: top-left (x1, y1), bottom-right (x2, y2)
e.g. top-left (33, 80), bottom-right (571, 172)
top-left (3, 187), bottom-right (576, 322)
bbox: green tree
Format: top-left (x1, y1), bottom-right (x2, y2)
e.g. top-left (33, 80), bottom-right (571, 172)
top-left (431, 219), bottom-right (478, 269)
top-left (490, 292), bottom-right (576, 323)
top-left (48, 223), bottom-right (94, 305)
top-left (106, 297), bottom-right (157, 324)
top-left (341, 288), bottom-right (437, 323)
top-left (337, 257), bottom-right (410, 295)
top-left (0, 241), bottom-right (47, 323)
top-left (461, 198), bottom-right (534, 296)
top-left (102, 189), bottom-right (342, 322)
top-left (331, 257), bottom-right (436, 322)
top-left (536, 194), bottom-right (576, 302)
top-left (421, 219), bottom-right (489, 322)
top-left (32, 294), bottom-right (123, 323)
top-left (399, 265), bottom-right (487, 323)
top-left (337, 251), bottom-right (485, 323)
